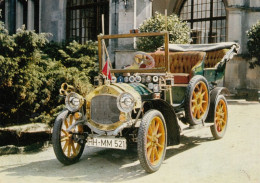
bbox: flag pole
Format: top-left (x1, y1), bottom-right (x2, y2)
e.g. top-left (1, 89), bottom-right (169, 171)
top-left (101, 14), bottom-right (109, 80)
top-left (165, 9), bottom-right (167, 31)
top-left (102, 14), bottom-right (113, 81)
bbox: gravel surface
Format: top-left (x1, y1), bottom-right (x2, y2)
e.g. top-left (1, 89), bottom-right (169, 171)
top-left (0, 100), bottom-right (259, 183)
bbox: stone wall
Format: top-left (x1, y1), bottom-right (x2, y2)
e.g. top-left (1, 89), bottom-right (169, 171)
top-left (225, 57), bottom-right (260, 92)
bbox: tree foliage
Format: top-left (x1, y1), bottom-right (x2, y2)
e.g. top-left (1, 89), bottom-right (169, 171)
top-left (246, 21), bottom-right (260, 68)
top-left (0, 22), bottom-right (98, 126)
top-left (137, 12), bottom-right (192, 52)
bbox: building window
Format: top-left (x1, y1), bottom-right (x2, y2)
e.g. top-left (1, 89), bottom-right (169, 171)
top-left (67, 0), bottom-right (109, 44)
top-left (179, 0), bottom-right (226, 44)
top-left (0, 0), bottom-right (5, 23)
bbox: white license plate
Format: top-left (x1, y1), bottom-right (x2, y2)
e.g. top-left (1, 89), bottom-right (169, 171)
top-left (87, 137), bottom-right (127, 150)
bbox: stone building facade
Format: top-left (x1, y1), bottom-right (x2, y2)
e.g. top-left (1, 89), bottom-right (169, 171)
top-left (1, 0), bottom-right (260, 96)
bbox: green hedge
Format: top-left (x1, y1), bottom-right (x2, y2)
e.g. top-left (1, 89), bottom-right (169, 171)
top-left (0, 23), bottom-right (98, 126)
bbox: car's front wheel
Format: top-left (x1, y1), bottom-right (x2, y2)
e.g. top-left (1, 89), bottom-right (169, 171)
top-left (137, 110), bottom-right (167, 173)
top-left (52, 110), bottom-right (85, 165)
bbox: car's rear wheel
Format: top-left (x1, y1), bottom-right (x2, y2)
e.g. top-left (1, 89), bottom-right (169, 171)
top-left (184, 75), bottom-right (210, 125)
top-left (138, 110), bottom-right (167, 173)
top-left (52, 110), bottom-right (85, 165)
top-left (210, 95), bottom-right (228, 139)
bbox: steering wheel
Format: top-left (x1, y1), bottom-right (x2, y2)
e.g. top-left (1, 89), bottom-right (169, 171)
top-left (134, 52), bottom-right (155, 69)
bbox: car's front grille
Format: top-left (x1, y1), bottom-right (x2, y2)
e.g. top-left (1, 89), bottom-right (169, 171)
top-left (90, 95), bottom-right (120, 125)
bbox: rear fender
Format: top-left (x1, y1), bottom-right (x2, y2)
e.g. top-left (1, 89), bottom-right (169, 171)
top-left (206, 87), bottom-right (229, 123)
top-left (143, 99), bottom-right (180, 146)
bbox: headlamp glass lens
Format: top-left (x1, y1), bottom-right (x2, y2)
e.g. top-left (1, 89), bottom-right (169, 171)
top-left (117, 93), bottom-right (135, 113)
top-left (65, 92), bottom-right (83, 112)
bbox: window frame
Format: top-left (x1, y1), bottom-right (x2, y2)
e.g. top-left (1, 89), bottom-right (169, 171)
top-left (66, 0), bottom-right (109, 44)
top-left (178, 0), bottom-right (227, 44)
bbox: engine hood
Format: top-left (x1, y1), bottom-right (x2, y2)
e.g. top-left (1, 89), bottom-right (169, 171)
top-left (86, 83), bottom-right (152, 110)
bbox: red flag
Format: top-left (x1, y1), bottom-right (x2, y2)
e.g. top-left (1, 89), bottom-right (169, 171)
top-left (102, 60), bottom-right (112, 80)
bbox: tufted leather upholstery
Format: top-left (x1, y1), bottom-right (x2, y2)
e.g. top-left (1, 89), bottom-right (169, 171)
top-left (148, 51), bottom-right (205, 84)
top-left (169, 52), bottom-right (205, 74)
top-left (149, 51), bottom-right (205, 74)
top-left (204, 49), bottom-right (229, 68)
top-left (149, 51), bottom-right (165, 68)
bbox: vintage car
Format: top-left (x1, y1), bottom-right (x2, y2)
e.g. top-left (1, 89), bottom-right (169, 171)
top-left (52, 32), bottom-right (240, 173)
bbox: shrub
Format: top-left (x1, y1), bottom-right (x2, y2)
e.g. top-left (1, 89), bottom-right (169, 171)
top-left (246, 21), bottom-right (260, 68)
top-left (0, 22), bottom-right (16, 56)
top-left (58, 40), bottom-right (99, 83)
top-left (137, 12), bottom-right (192, 52)
top-left (0, 24), bottom-right (48, 124)
top-left (43, 40), bottom-right (99, 84)
top-left (0, 22), bottom-right (98, 126)
top-left (42, 41), bottom-right (65, 61)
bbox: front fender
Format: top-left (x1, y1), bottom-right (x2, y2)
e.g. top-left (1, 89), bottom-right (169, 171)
top-left (143, 99), bottom-right (180, 146)
top-left (54, 109), bottom-right (69, 125)
top-left (53, 109), bottom-right (86, 132)
top-left (52, 109), bottom-right (69, 144)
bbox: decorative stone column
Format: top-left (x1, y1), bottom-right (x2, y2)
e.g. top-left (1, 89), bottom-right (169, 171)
top-left (5, 0), bottom-right (16, 34)
top-left (15, 0), bottom-right (23, 30)
top-left (40, 0), bottom-right (66, 42)
top-left (226, 8), bottom-right (242, 52)
top-left (27, 0), bottom-right (34, 30)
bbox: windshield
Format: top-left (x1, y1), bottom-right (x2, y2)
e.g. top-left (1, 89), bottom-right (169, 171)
top-left (98, 32), bottom-right (169, 73)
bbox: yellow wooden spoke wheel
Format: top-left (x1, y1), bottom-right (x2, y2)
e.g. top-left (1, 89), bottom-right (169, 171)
top-left (52, 110), bottom-right (85, 165)
top-left (211, 95), bottom-right (228, 139)
top-left (138, 110), bottom-right (167, 173)
top-left (185, 75), bottom-right (210, 125)
top-left (60, 114), bottom-right (83, 158)
top-left (191, 81), bottom-right (209, 120)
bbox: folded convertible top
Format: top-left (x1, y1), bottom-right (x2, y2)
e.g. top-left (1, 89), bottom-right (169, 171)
top-left (167, 42), bottom-right (240, 52)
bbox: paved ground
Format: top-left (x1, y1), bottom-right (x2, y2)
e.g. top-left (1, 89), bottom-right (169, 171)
top-left (0, 100), bottom-right (259, 183)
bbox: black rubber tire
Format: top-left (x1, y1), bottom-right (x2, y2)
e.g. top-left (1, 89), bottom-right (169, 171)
top-left (210, 95), bottom-right (228, 139)
top-left (137, 110), bottom-right (167, 173)
top-left (184, 75), bottom-right (210, 125)
top-left (52, 110), bottom-right (85, 165)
